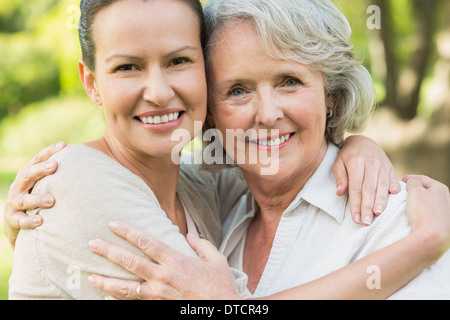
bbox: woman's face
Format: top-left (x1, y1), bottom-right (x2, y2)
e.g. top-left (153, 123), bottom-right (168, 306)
top-left (207, 20), bottom-right (329, 180)
top-left (84, 0), bottom-right (207, 158)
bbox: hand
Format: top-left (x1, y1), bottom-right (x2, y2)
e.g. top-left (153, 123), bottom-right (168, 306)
top-left (403, 175), bottom-right (450, 260)
top-left (88, 221), bottom-right (241, 300)
top-left (334, 135), bottom-right (400, 226)
top-left (3, 141), bottom-right (66, 248)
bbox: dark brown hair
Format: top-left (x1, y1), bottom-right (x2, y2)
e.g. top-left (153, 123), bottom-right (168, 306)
top-left (79, 0), bottom-right (206, 71)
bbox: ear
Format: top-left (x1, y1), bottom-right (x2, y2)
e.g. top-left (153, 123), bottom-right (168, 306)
top-left (326, 93), bottom-right (334, 113)
top-left (78, 59), bottom-right (102, 106)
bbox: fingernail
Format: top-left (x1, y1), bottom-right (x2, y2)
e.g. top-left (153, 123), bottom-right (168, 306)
top-left (54, 141), bottom-right (65, 149)
top-left (88, 275), bottom-right (97, 285)
top-left (45, 161), bottom-right (56, 171)
top-left (363, 216), bottom-right (373, 226)
top-left (32, 216), bottom-right (42, 225)
top-left (43, 196), bottom-right (54, 205)
top-left (187, 232), bottom-right (199, 239)
top-left (354, 213), bottom-right (361, 224)
top-left (336, 183), bottom-right (343, 194)
top-left (375, 205), bottom-right (384, 215)
top-left (89, 240), bottom-right (99, 250)
top-left (109, 221), bottom-right (120, 231)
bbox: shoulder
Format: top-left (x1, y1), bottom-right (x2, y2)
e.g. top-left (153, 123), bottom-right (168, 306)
top-left (35, 144), bottom-right (152, 198)
top-left (48, 144), bottom-right (135, 181)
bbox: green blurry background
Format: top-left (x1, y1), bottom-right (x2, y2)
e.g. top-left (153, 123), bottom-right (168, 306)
top-left (0, 0), bottom-right (449, 299)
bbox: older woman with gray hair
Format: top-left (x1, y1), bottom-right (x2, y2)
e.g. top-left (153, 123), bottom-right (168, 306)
top-left (86, 0), bottom-right (450, 300)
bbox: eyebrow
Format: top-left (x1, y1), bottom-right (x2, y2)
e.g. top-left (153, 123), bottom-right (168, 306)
top-left (219, 70), bottom-right (309, 85)
top-left (106, 45), bottom-right (200, 62)
top-left (163, 45), bottom-right (199, 58)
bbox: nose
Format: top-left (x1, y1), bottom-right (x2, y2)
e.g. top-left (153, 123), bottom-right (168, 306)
top-left (142, 68), bottom-right (175, 107)
top-left (254, 90), bottom-right (283, 127)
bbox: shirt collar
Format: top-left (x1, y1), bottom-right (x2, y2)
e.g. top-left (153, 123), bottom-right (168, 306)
top-left (297, 143), bottom-right (348, 224)
top-left (249, 143), bottom-right (348, 224)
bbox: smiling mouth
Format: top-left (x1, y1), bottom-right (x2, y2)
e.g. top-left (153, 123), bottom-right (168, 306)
top-left (136, 111), bottom-right (184, 124)
top-left (251, 133), bottom-right (295, 147)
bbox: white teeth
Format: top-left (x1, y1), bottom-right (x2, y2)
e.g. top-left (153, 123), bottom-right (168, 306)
top-left (257, 134), bottom-right (291, 147)
top-left (139, 112), bottom-right (180, 124)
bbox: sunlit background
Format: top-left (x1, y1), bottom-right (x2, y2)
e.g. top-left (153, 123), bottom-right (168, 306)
top-left (0, 0), bottom-right (449, 299)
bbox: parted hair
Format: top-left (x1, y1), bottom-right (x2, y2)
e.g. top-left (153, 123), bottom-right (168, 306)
top-left (78, 0), bottom-right (206, 71)
top-left (203, 0), bottom-right (376, 146)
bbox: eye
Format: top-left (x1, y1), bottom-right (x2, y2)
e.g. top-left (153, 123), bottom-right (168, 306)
top-left (115, 64), bottom-right (137, 72)
top-left (285, 78), bottom-right (301, 87)
top-left (170, 57), bottom-right (191, 66)
top-left (229, 87), bottom-right (246, 96)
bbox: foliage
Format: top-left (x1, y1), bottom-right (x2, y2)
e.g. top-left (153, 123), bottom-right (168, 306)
top-left (0, 0), bottom-right (82, 121)
top-left (0, 0), bottom-right (449, 300)
top-left (0, 95), bottom-right (104, 157)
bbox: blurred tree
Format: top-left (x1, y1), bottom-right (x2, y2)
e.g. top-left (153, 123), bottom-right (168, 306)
top-left (0, 0), bottom-right (82, 121)
top-left (0, 35), bottom-right (60, 118)
top-left (0, 0), bottom-right (59, 33)
top-left (372, 0), bottom-right (440, 120)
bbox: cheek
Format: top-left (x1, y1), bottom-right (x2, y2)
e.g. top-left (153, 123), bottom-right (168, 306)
top-left (291, 93), bottom-right (327, 132)
top-left (99, 78), bottom-right (140, 110)
top-left (211, 103), bottom-right (251, 134)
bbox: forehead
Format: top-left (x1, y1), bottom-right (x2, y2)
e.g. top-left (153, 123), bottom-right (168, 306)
top-left (208, 20), bottom-right (314, 80)
top-left (209, 20), bottom-right (261, 59)
top-left (92, 0), bottom-right (201, 55)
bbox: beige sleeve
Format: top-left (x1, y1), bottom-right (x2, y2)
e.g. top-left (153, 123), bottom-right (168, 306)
top-left (9, 145), bottom-right (195, 300)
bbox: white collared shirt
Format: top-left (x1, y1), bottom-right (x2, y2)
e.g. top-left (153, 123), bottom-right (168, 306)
top-left (219, 143), bottom-right (450, 299)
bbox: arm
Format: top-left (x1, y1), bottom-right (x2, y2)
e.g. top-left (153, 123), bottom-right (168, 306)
top-left (3, 135), bottom-right (398, 249)
top-left (9, 145), bottom-right (198, 299)
top-left (335, 135), bottom-right (400, 226)
top-left (88, 175), bottom-right (449, 300)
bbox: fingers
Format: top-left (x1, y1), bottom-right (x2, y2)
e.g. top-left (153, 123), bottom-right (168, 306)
top-left (389, 168), bottom-right (401, 194)
top-left (14, 161), bottom-right (57, 193)
top-left (7, 211), bottom-right (43, 230)
top-left (346, 157), bottom-right (364, 224)
top-left (29, 141), bottom-right (67, 166)
top-left (88, 275), bottom-right (142, 300)
top-left (88, 239), bottom-right (182, 300)
top-left (9, 193), bottom-right (55, 212)
top-left (341, 157), bottom-right (399, 226)
top-left (332, 157), bottom-right (349, 197)
top-left (372, 166), bottom-right (390, 216)
top-left (89, 238), bottom-right (155, 280)
top-left (404, 175), bottom-right (450, 197)
top-left (88, 275), bottom-right (182, 300)
top-left (334, 155), bottom-right (379, 225)
top-left (404, 175), bottom-right (434, 190)
top-left (2, 211), bottom-right (41, 249)
top-left (186, 234), bottom-right (225, 265)
top-left (108, 220), bottom-right (177, 265)
top-left (14, 141), bottom-right (66, 193)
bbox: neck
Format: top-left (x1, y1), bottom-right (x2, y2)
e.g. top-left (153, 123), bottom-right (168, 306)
top-left (243, 142), bottom-right (328, 218)
top-left (85, 134), bottom-right (185, 231)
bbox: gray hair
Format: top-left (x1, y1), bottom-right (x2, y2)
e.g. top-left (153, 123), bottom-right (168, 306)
top-left (203, 0), bottom-right (376, 146)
